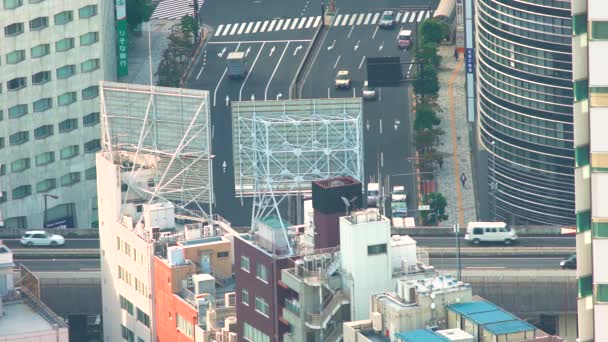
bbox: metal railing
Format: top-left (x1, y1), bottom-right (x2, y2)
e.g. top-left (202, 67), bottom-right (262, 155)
top-left (284, 298), bottom-right (301, 315)
top-left (324, 324), bottom-right (343, 342)
top-left (305, 290), bottom-right (348, 328)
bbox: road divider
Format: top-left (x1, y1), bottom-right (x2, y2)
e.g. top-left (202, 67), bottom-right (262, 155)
top-left (421, 247), bottom-right (575, 258)
top-left (11, 249), bottom-right (100, 259)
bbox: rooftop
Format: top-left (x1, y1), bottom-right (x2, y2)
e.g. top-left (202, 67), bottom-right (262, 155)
top-left (447, 301), bottom-right (535, 335)
top-left (313, 176), bottom-right (360, 189)
top-left (360, 330), bottom-right (390, 342)
top-left (0, 292), bottom-right (67, 336)
top-left (395, 329), bottom-right (447, 342)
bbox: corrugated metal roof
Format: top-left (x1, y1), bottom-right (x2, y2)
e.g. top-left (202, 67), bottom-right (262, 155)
top-left (447, 301), bottom-right (535, 335)
top-left (395, 329), bottom-right (447, 342)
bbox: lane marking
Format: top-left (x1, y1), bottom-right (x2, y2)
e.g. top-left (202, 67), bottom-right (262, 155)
top-left (352, 87), bottom-right (356, 98)
top-left (358, 56), bottom-right (365, 70)
top-left (215, 24), bottom-right (224, 36)
top-left (306, 16), bottom-right (314, 28)
top-left (341, 14), bottom-right (350, 26)
top-left (245, 22), bottom-right (254, 34)
top-left (417, 11), bottom-right (424, 22)
top-left (222, 24), bottom-right (231, 36)
top-left (356, 13), bottom-right (364, 25)
top-left (260, 20), bottom-right (269, 32)
top-left (371, 13), bottom-right (380, 24)
top-left (465, 267), bottom-right (507, 269)
top-left (395, 12), bottom-right (402, 22)
top-left (237, 22), bottom-right (247, 35)
top-left (298, 17), bottom-right (306, 29)
top-left (333, 55), bottom-right (341, 69)
top-left (347, 25), bottom-right (355, 39)
top-left (213, 42), bottom-right (240, 107)
top-left (327, 87), bottom-right (331, 98)
top-left (364, 13), bottom-right (372, 25)
top-left (264, 42), bottom-right (290, 100)
top-left (196, 66), bottom-right (204, 79)
top-left (239, 42), bottom-right (265, 101)
top-left (402, 12), bottom-right (409, 23)
top-left (313, 16), bottom-right (322, 27)
top-left (372, 25), bottom-right (379, 39)
top-left (334, 14), bottom-right (343, 26)
top-left (253, 21), bottom-right (261, 33)
top-left (268, 19), bottom-right (277, 31)
top-left (283, 18), bottom-right (292, 30)
top-left (409, 12), bottom-right (416, 23)
top-left (291, 18), bottom-right (299, 29)
top-left (208, 39), bottom-right (312, 44)
top-left (275, 19), bottom-right (284, 31)
top-left (230, 23), bottom-right (239, 35)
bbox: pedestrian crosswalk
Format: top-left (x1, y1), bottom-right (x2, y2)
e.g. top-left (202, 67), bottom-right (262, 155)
top-left (213, 10), bottom-right (431, 37)
top-left (151, 0), bottom-right (194, 20)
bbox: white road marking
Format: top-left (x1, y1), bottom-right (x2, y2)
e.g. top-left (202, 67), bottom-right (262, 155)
top-left (222, 24), bottom-right (231, 36)
top-left (293, 44), bottom-right (303, 56)
top-left (371, 13), bottom-right (380, 24)
top-left (269, 45), bottom-right (276, 56)
top-left (341, 14), bottom-right (350, 26)
top-left (409, 12), bottom-right (416, 23)
top-left (417, 11), bottom-right (424, 22)
top-left (358, 56), bottom-right (365, 69)
top-left (349, 13), bottom-right (357, 26)
top-left (208, 39), bottom-right (312, 44)
top-left (466, 267), bottom-right (507, 269)
top-left (275, 19), bottom-right (284, 31)
top-left (395, 12), bottom-right (402, 22)
top-left (237, 22), bottom-right (247, 35)
top-left (245, 22), bottom-right (254, 34)
top-left (291, 18), bottom-right (299, 29)
top-left (402, 12), bottom-right (409, 23)
top-left (306, 16), bottom-right (315, 28)
top-left (347, 25), bottom-right (355, 39)
top-left (352, 87), bottom-right (356, 98)
top-left (364, 13), bottom-right (372, 25)
top-left (379, 119), bottom-right (383, 135)
top-left (230, 23), bottom-right (239, 35)
top-left (260, 20), bottom-right (269, 32)
top-left (214, 42), bottom-right (240, 107)
top-left (313, 16), bottom-right (322, 27)
top-left (334, 14), bottom-right (343, 26)
top-left (333, 55), bottom-right (341, 69)
top-left (283, 18), bottom-right (292, 30)
top-left (264, 42), bottom-right (290, 100)
top-left (253, 21), bottom-right (261, 33)
top-left (356, 13), bottom-right (365, 25)
top-left (327, 87), bottom-right (331, 98)
top-left (425, 10), bottom-right (431, 19)
top-left (239, 42), bottom-right (265, 101)
top-left (372, 25), bottom-right (379, 39)
top-left (215, 24), bottom-right (224, 36)
top-left (298, 17), bottom-right (306, 29)
top-left (268, 19), bottom-right (277, 31)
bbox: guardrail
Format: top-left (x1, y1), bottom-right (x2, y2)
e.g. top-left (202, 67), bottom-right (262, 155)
top-left (0, 228), bottom-right (99, 239)
top-left (289, 17), bottom-right (326, 99)
top-left (11, 248), bottom-right (100, 259)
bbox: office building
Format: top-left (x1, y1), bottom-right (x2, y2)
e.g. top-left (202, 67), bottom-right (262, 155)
top-left (0, 0), bottom-right (117, 229)
top-left (476, 0), bottom-right (575, 225)
top-left (573, 1), bottom-right (608, 341)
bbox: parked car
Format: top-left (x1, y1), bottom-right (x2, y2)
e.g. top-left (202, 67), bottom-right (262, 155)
top-left (362, 81), bottom-right (377, 100)
top-left (367, 183), bottom-right (379, 207)
top-left (335, 70), bottom-right (351, 89)
top-left (464, 222), bottom-right (518, 245)
top-left (560, 254), bottom-right (576, 269)
top-left (378, 10), bottom-right (396, 28)
top-left (391, 185), bottom-right (407, 202)
top-left (397, 29), bottom-right (413, 49)
top-left (20, 231), bottom-right (65, 247)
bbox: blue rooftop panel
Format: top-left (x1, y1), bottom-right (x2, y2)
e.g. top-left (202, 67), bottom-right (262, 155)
top-left (447, 301), bottom-right (498, 315)
top-left (484, 320), bottom-right (536, 335)
top-left (468, 310), bottom-right (514, 324)
top-left (395, 329), bottom-right (446, 342)
top-left (447, 301), bottom-right (535, 336)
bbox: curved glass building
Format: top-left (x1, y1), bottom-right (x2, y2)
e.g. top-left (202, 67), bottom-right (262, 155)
top-left (476, 0), bottom-right (575, 225)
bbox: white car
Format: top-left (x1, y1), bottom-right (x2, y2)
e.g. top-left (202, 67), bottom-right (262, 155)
top-left (378, 10), bottom-right (395, 28)
top-left (20, 231), bottom-right (65, 247)
top-left (362, 81), bottom-right (377, 100)
top-left (464, 222), bottom-right (518, 245)
top-left (391, 185), bottom-right (407, 202)
top-left (335, 70), bottom-right (351, 89)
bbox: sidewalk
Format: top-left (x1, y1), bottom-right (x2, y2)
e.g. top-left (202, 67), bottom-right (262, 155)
top-left (434, 46), bottom-right (477, 227)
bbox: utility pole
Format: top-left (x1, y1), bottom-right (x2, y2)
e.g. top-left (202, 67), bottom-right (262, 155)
top-left (454, 224), bottom-right (462, 281)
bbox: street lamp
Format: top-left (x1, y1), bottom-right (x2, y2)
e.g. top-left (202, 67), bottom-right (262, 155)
top-left (43, 194), bottom-right (59, 228)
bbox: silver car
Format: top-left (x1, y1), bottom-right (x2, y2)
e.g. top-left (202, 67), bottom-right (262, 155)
top-left (362, 81), bottom-right (377, 100)
top-left (379, 10), bottom-right (395, 28)
top-left (20, 230), bottom-right (65, 247)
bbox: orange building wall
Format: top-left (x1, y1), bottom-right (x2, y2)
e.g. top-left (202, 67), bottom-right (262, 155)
top-left (154, 257), bottom-right (198, 342)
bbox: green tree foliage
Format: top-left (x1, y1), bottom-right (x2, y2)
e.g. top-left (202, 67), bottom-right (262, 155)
top-left (420, 19), bottom-right (448, 44)
top-left (416, 41), bottom-right (441, 68)
top-left (413, 127), bottom-right (445, 152)
top-left (180, 15), bottom-right (199, 39)
top-left (413, 65), bottom-right (439, 97)
top-left (156, 23), bottom-right (195, 87)
top-left (126, 0), bottom-right (154, 30)
top-left (414, 103), bottom-right (441, 131)
top-left (421, 192), bottom-right (448, 225)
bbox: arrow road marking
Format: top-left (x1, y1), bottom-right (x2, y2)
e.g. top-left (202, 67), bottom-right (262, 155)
top-left (269, 46), bottom-right (276, 56)
top-left (239, 42), bottom-right (265, 101)
top-left (327, 40), bottom-right (336, 51)
top-left (265, 42), bottom-right (290, 100)
top-left (293, 45), bottom-right (303, 56)
top-left (217, 46), bottom-right (226, 58)
top-left (225, 95), bottom-right (230, 107)
top-left (214, 43), bottom-right (241, 107)
top-left (276, 93), bottom-right (283, 100)
top-left (379, 41), bottom-right (384, 51)
top-left (251, 94), bottom-right (255, 101)
top-left (245, 46), bottom-right (251, 57)
top-left (354, 40), bottom-right (360, 51)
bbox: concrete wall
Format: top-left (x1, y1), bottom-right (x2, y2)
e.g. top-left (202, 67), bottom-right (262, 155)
top-left (182, 238), bottom-right (232, 279)
top-left (0, 328), bottom-right (69, 342)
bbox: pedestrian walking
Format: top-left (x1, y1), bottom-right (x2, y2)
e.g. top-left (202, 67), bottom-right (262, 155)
top-left (454, 48), bottom-right (459, 61)
top-left (460, 172), bottom-right (467, 187)
top-left (438, 157), bottom-right (443, 169)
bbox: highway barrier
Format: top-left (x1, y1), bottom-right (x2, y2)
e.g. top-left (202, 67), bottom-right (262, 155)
top-left (393, 225), bottom-right (569, 237)
top-left (11, 249), bottom-right (100, 259)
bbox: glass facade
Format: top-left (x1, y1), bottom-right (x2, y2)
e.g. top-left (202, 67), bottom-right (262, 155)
top-left (477, 0), bottom-right (575, 225)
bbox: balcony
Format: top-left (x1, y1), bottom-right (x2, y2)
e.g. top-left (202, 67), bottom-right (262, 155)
top-left (282, 299), bottom-right (301, 326)
top-left (281, 268), bottom-right (302, 293)
top-left (305, 290), bottom-right (349, 329)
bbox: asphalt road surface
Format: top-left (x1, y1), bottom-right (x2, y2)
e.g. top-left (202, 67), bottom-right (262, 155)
top-left (2, 238), bottom-right (100, 249)
top-left (14, 259), bottom-right (100, 272)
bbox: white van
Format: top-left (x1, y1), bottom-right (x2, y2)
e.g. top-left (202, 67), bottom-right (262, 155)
top-left (367, 183), bottom-right (379, 207)
top-left (464, 222), bottom-right (518, 245)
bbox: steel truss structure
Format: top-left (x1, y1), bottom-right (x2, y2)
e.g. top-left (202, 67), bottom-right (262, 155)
top-left (232, 98), bottom-right (364, 247)
top-left (100, 82), bottom-right (214, 220)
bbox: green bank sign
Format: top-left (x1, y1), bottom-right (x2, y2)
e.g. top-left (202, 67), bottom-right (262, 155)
top-left (116, 0), bottom-right (128, 77)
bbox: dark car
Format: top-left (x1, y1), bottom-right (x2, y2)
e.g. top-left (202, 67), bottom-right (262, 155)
top-left (560, 254), bottom-right (576, 269)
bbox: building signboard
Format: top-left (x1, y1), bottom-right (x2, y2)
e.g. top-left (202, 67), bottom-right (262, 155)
top-left (116, 0), bottom-right (128, 77)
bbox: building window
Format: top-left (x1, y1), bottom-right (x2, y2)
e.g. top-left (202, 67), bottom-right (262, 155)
top-left (85, 167), bottom-right (97, 180)
top-left (0, 110), bottom-right (3, 121)
top-left (368, 243), bottom-right (387, 255)
top-left (591, 21), bottom-right (608, 40)
top-left (56, 65), bottom-right (76, 80)
top-left (82, 86), bottom-right (99, 100)
top-left (60, 145), bottom-right (79, 159)
top-left (35, 151), bottom-right (54, 166)
top-left (36, 178), bottom-right (56, 193)
top-left (54, 10), bottom-right (73, 25)
top-left (12, 185), bottom-right (32, 199)
top-left (33, 98), bottom-right (52, 112)
top-left (217, 251), bottom-right (229, 258)
top-left (79, 5), bottom-right (97, 18)
top-left (34, 125), bottom-right (53, 139)
top-left (176, 313), bottom-right (194, 337)
top-left (81, 58), bottom-right (100, 72)
top-left (9, 131), bottom-right (29, 145)
top-left (136, 308), bottom-right (150, 327)
top-left (0, 191), bottom-right (6, 203)
top-left (80, 32), bottom-right (99, 46)
top-left (137, 338), bottom-right (144, 342)
top-left (8, 104), bottom-right (28, 118)
top-left (597, 284), bottom-right (608, 303)
top-left (58, 91), bottom-right (77, 106)
top-left (7, 77), bottom-right (26, 91)
top-left (11, 158), bottom-right (30, 173)
top-left (4, 23), bottom-right (24, 36)
top-left (0, 137), bottom-right (4, 149)
top-left (255, 296), bottom-right (269, 316)
top-left (242, 288), bottom-right (249, 305)
top-left (121, 325), bottom-right (134, 342)
top-left (60, 172), bottom-right (81, 187)
top-left (256, 263), bottom-right (268, 283)
top-left (243, 322), bottom-right (270, 342)
top-left (6, 50), bottom-right (25, 64)
top-left (31, 44), bottom-right (50, 58)
top-left (3, 0), bottom-right (22, 9)
top-left (55, 38), bottom-right (74, 52)
top-left (83, 112), bottom-right (100, 126)
top-left (32, 71), bottom-right (51, 85)
top-left (58, 118), bottom-right (78, 133)
top-left (84, 139), bottom-right (101, 153)
top-left (119, 295), bottom-right (134, 316)
top-left (241, 256), bottom-right (250, 272)
top-left (29, 16), bottom-right (48, 30)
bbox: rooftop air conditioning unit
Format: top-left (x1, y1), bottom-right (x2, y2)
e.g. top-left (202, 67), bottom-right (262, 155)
top-left (372, 312), bottom-right (382, 332)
